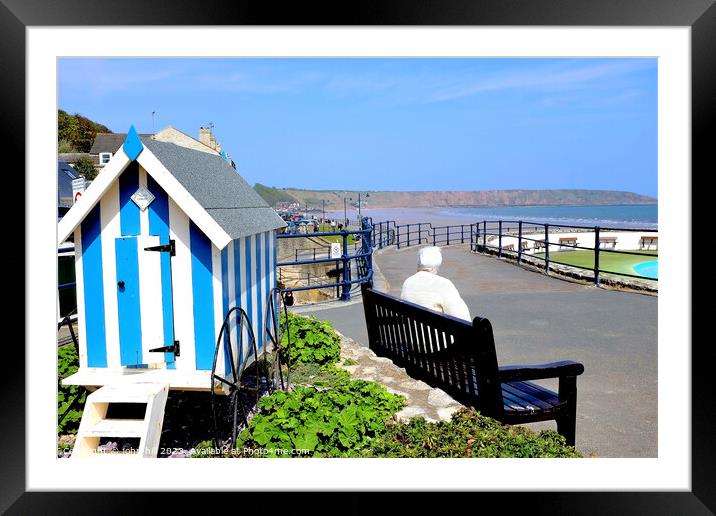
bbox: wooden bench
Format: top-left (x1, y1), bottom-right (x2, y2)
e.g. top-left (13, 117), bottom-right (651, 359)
top-left (558, 237), bottom-right (578, 250)
top-left (599, 236), bottom-right (618, 249)
top-left (639, 236), bottom-right (658, 250)
top-left (361, 285), bottom-right (585, 446)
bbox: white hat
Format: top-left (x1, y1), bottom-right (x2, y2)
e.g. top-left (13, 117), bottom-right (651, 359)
top-left (418, 246), bottom-right (442, 270)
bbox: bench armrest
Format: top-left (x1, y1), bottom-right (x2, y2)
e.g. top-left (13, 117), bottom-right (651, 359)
top-left (498, 360), bottom-right (584, 382)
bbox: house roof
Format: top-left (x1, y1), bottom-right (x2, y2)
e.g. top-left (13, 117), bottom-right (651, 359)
top-left (58, 152), bottom-right (98, 166)
top-left (58, 130), bottom-right (285, 248)
top-left (89, 133), bottom-right (152, 155)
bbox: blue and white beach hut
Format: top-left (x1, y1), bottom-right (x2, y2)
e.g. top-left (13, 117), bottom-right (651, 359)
top-left (58, 127), bottom-right (286, 393)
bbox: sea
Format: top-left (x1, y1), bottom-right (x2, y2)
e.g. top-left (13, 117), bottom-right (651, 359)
top-left (328, 204), bottom-right (658, 230)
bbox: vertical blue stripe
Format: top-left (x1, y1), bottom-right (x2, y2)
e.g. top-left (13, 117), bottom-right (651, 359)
top-left (255, 234), bottom-right (263, 350)
top-left (221, 246), bottom-right (231, 376)
top-left (233, 239), bottom-right (242, 364)
top-left (119, 162), bottom-right (140, 236)
top-left (244, 235), bottom-right (253, 356)
top-left (115, 237), bottom-right (143, 366)
top-left (264, 231), bottom-right (271, 342)
top-left (272, 231), bottom-right (278, 337)
top-left (81, 204), bottom-right (107, 368)
top-left (147, 175), bottom-right (175, 369)
top-left (190, 221), bottom-right (215, 370)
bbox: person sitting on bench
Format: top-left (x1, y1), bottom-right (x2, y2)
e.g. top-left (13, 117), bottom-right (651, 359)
top-left (400, 246), bottom-right (471, 322)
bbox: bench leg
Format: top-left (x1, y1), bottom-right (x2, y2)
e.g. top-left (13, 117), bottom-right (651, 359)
top-left (556, 376), bottom-right (578, 447)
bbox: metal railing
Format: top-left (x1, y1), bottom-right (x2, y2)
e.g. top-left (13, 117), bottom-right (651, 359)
top-left (472, 220), bottom-right (658, 285)
top-left (367, 218), bottom-right (657, 286)
top-left (276, 217), bottom-right (374, 301)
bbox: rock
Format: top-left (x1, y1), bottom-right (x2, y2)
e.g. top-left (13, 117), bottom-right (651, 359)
top-left (427, 389), bottom-right (456, 407)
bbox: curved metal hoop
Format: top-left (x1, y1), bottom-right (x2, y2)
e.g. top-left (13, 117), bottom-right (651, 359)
top-left (210, 306), bottom-right (259, 452)
top-left (263, 287), bottom-right (291, 392)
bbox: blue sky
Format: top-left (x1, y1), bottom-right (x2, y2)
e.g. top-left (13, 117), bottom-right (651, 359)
top-left (58, 58), bottom-right (657, 197)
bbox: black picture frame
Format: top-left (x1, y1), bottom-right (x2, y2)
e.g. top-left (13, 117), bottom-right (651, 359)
top-left (6, 0), bottom-right (712, 512)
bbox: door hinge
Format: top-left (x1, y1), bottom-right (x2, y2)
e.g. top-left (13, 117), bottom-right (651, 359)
top-left (149, 340), bottom-right (180, 357)
top-left (144, 239), bottom-right (175, 256)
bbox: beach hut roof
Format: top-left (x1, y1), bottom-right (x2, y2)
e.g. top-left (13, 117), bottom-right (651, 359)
top-left (58, 127), bottom-right (285, 249)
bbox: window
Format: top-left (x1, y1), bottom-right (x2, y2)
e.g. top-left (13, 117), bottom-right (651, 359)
top-left (99, 152), bottom-right (112, 165)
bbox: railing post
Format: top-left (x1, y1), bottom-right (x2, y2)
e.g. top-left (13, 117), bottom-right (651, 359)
top-left (518, 221), bottom-right (523, 264)
top-left (447, 227), bottom-right (450, 246)
top-left (483, 221), bottom-right (487, 253)
top-left (340, 231), bottom-right (350, 301)
top-left (379, 223), bottom-right (383, 249)
top-left (594, 225), bottom-right (601, 286)
top-left (544, 224), bottom-right (550, 274)
top-left (397, 225), bottom-right (401, 249)
top-left (407, 224), bottom-right (411, 247)
top-left (498, 220), bottom-right (503, 257)
top-left (461, 225), bottom-right (465, 244)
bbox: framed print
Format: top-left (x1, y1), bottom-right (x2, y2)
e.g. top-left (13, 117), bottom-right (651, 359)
top-left (7, 0), bottom-right (714, 511)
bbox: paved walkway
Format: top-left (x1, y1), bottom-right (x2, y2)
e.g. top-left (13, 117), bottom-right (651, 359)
top-left (304, 244), bottom-right (658, 458)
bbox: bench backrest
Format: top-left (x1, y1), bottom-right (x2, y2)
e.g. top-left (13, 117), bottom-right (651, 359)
top-left (361, 285), bottom-right (503, 416)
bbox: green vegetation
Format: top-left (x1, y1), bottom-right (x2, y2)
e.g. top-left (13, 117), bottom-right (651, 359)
top-left (281, 312), bottom-right (341, 366)
top-left (58, 109), bottom-right (111, 152)
top-left (58, 345), bottom-right (85, 435)
top-left (254, 183), bottom-right (299, 206)
top-left (362, 409), bottom-right (581, 458)
top-left (317, 223), bottom-right (358, 244)
top-left (537, 249), bottom-right (657, 277)
top-left (73, 156), bottom-right (98, 180)
top-left (235, 375), bottom-right (405, 457)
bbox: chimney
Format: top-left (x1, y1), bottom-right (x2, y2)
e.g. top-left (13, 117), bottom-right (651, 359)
top-left (215, 142), bottom-right (222, 153)
top-left (199, 127), bottom-right (212, 147)
top-left (209, 134), bottom-right (217, 150)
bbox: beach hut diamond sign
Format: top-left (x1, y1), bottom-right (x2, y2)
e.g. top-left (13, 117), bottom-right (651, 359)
top-left (131, 185), bottom-right (155, 211)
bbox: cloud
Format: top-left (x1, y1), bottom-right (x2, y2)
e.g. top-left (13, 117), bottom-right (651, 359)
top-left (425, 59), bottom-right (655, 103)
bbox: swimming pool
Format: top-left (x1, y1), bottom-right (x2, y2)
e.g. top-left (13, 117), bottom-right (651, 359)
top-left (633, 260), bottom-right (658, 280)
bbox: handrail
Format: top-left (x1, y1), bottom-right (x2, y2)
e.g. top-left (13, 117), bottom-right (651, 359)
top-left (276, 218), bottom-right (374, 301)
top-left (369, 218), bottom-right (657, 286)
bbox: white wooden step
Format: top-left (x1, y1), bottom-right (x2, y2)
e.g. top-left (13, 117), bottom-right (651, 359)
top-left (84, 419), bottom-right (145, 438)
top-left (72, 382), bottom-right (169, 458)
top-left (87, 382), bottom-right (168, 403)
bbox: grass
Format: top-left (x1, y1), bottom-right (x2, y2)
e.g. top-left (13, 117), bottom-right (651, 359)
top-left (316, 223), bottom-right (358, 245)
top-left (535, 249), bottom-right (657, 278)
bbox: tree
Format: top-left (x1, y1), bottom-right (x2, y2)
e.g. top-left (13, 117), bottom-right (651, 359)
top-left (73, 156), bottom-right (97, 180)
top-left (58, 139), bottom-right (76, 153)
top-left (58, 109), bottom-right (111, 152)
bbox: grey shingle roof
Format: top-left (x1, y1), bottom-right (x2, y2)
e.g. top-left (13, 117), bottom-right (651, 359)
top-left (141, 138), bottom-right (286, 241)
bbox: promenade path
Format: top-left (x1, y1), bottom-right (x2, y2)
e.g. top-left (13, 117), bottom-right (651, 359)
top-left (301, 244), bottom-right (658, 458)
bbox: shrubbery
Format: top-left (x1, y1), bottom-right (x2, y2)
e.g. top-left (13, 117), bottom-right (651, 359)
top-left (280, 312), bottom-right (341, 366)
top-left (57, 345), bottom-right (85, 434)
top-left (361, 408), bottom-right (582, 458)
top-left (235, 370), bottom-right (405, 457)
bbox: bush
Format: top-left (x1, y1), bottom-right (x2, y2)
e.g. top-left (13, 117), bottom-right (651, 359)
top-left (58, 345), bottom-right (85, 434)
top-left (73, 156), bottom-right (97, 180)
top-left (281, 312), bottom-right (341, 366)
top-left (236, 371), bottom-right (405, 457)
top-left (360, 408), bottom-right (581, 458)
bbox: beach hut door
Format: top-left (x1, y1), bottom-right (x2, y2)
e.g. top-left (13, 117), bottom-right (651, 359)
top-left (115, 235), bottom-right (176, 367)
